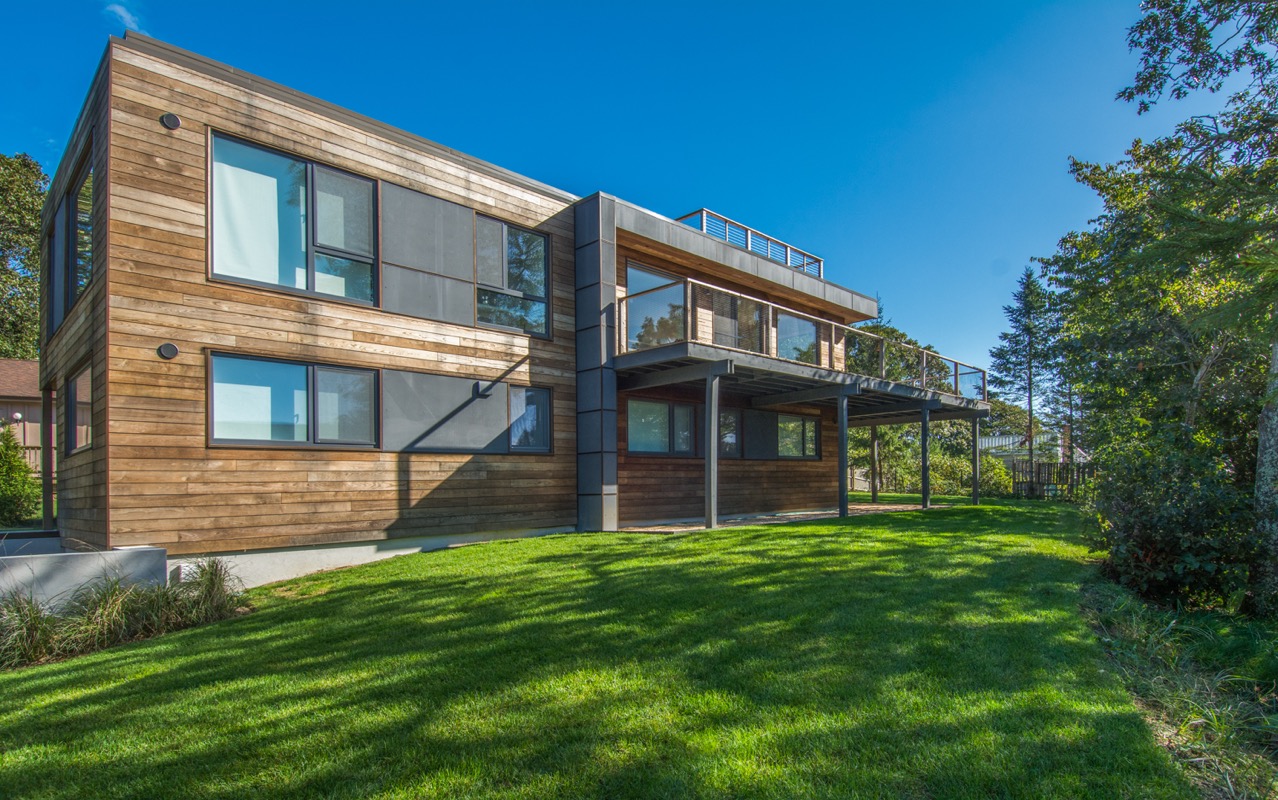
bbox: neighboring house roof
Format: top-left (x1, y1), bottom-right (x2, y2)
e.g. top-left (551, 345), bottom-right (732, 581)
top-left (0, 359), bottom-right (41, 400)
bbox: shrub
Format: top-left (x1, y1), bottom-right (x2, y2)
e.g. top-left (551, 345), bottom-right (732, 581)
top-left (0, 423), bottom-right (39, 526)
top-left (1087, 425), bottom-right (1256, 606)
top-left (0, 558), bottom-right (245, 669)
top-left (978, 455), bottom-right (1013, 498)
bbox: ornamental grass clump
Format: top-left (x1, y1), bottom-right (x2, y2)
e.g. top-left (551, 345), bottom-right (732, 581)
top-left (0, 558), bottom-right (245, 669)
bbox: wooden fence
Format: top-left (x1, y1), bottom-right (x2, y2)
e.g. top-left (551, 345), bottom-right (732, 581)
top-left (1011, 461), bottom-right (1096, 500)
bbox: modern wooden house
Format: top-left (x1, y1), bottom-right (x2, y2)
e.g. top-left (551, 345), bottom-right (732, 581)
top-left (39, 33), bottom-right (988, 582)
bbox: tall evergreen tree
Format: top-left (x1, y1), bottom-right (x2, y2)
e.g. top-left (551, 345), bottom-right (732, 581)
top-left (988, 268), bottom-right (1056, 484)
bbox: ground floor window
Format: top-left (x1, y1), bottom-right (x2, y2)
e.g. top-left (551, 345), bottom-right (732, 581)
top-left (66, 365), bottom-right (92, 454)
top-left (778, 414), bottom-right (819, 459)
top-left (510, 386), bottom-right (551, 452)
top-left (718, 409), bottom-right (740, 457)
top-left (211, 354), bottom-right (377, 447)
top-left (628, 398), bottom-right (694, 455)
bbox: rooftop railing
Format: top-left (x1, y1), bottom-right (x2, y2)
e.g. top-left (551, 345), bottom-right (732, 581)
top-left (618, 278), bottom-right (986, 401)
top-left (676, 209), bottom-right (823, 278)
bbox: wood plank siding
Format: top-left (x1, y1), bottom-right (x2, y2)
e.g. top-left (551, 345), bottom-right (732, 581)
top-left (40, 53), bottom-right (113, 549)
top-left (89, 40), bottom-right (577, 554)
top-left (617, 386), bottom-right (840, 525)
top-left (613, 253), bottom-right (841, 525)
top-left (40, 34), bottom-right (871, 555)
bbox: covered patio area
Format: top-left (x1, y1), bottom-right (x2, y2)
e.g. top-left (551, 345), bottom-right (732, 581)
top-left (615, 341), bottom-right (989, 529)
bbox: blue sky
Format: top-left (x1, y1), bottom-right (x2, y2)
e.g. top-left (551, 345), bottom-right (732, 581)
top-left (0, 1), bottom-right (1229, 370)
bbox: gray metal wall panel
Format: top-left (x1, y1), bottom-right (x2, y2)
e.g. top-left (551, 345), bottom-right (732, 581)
top-left (382, 183), bottom-right (475, 281)
top-left (382, 370), bottom-right (509, 453)
top-left (382, 264), bottom-right (474, 326)
top-left (743, 409), bottom-right (779, 460)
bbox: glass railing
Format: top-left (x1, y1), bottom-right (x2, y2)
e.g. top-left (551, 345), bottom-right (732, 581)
top-left (676, 209), bottom-right (823, 277)
top-left (617, 278), bottom-right (987, 401)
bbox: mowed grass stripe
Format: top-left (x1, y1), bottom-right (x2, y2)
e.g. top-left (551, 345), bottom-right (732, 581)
top-left (0, 503), bottom-right (1194, 799)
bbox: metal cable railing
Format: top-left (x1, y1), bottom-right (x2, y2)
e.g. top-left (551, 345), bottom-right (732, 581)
top-left (618, 278), bottom-right (986, 401)
top-left (676, 209), bottom-right (823, 277)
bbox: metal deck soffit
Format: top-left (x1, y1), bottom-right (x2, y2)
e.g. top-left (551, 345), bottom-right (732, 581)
top-left (613, 342), bottom-right (988, 426)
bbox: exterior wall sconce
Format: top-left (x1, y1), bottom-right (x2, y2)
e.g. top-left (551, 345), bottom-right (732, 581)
top-left (157, 343), bottom-right (179, 360)
top-left (159, 113), bottom-right (182, 130)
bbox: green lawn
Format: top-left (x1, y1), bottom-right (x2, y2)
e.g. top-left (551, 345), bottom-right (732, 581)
top-left (0, 503), bottom-right (1194, 799)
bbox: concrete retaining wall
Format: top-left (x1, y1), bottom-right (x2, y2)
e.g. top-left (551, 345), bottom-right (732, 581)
top-left (0, 547), bottom-right (168, 609)
top-left (170, 526), bottom-right (574, 588)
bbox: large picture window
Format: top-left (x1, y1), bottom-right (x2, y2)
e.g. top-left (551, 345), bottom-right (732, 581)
top-left (778, 414), bottom-right (819, 459)
top-left (627, 399), bottom-right (694, 455)
top-left (476, 217), bottom-right (549, 336)
top-left (211, 354), bottom-right (376, 447)
top-left (66, 365), bottom-right (92, 454)
top-left (212, 135), bottom-right (376, 304)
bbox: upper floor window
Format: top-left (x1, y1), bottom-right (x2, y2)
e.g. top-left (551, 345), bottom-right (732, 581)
top-left (47, 146), bottom-right (95, 337)
top-left (624, 263), bottom-right (685, 351)
top-left (777, 313), bottom-right (818, 364)
top-left (211, 135), bottom-right (375, 304)
top-left (71, 163), bottom-right (94, 306)
top-left (476, 217), bottom-right (549, 336)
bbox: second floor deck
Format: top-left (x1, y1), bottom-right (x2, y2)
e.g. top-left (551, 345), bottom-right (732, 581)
top-left (618, 277), bottom-right (986, 401)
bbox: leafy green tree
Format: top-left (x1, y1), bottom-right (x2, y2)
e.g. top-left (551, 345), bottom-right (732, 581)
top-left (988, 268), bottom-right (1057, 484)
top-left (0, 423), bottom-right (39, 526)
top-left (0, 153), bottom-right (47, 359)
top-left (1115, 0), bottom-right (1278, 610)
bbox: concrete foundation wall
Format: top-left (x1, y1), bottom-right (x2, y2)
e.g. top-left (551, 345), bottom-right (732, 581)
top-left (170, 526), bottom-right (575, 589)
top-left (0, 547), bottom-right (168, 609)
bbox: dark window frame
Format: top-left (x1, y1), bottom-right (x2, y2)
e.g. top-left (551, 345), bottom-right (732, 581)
top-left (474, 215), bottom-right (552, 339)
top-left (208, 132), bottom-right (380, 308)
top-left (718, 408), bottom-right (742, 459)
top-left (207, 351), bottom-right (380, 450)
top-left (67, 153), bottom-right (95, 315)
top-left (46, 140), bottom-right (96, 341)
top-left (626, 398), bottom-right (697, 457)
top-left (508, 385), bottom-right (554, 453)
top-left (624, 260), bottom-right (681, 295)
top-left (777, 413), bottom-right (820, 460)
top-left (65, 361), bottom-right (93, 457)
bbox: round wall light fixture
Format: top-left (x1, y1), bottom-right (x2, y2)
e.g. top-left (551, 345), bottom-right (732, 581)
top-left (159, 113), bottom-right (182, 130)
top-left (157, 343), bottom-right (180, 360)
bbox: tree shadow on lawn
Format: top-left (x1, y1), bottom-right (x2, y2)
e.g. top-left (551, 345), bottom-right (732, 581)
top-left (0, 506), bottom-right (1191, 799)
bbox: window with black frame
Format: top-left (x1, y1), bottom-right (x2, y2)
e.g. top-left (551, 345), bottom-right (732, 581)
top-left (718, 409), bottom-right (741, 457)
top-left (66, 365), bottom-right (92, 454)
top-left (70, 163), bottom-right (94, 308)
top-left (627, 398), bottom-right (695, 455)
top-left (509, 386), bottom-right (551, 452)
top-left (778, 413), bottom-right (819, 459)
top-left (624, 263), bottom-right (685, 351)
top-left (211, 135), bottom-right (376, 304)
top-left (210, 354), bottom-right (376, 447)
top-left (476, 217), bottom-right (549, 336)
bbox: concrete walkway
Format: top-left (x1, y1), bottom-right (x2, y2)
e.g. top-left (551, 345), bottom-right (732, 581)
top-left (622, 502), bottom-right (946, 534)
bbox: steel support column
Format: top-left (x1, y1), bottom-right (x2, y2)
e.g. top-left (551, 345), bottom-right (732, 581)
top-left (971, 417), bottom-right (980, 506)
top-left (921, 407), bottom-right (931, 509)
top-left (705, 374), bottom-right (720, 529)
top-left (870, 425), bottom-right (879, 503)
top-left (838, 393), bottom-right (849, 517)
top-left (41, 387), bottom-right (54, 532)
